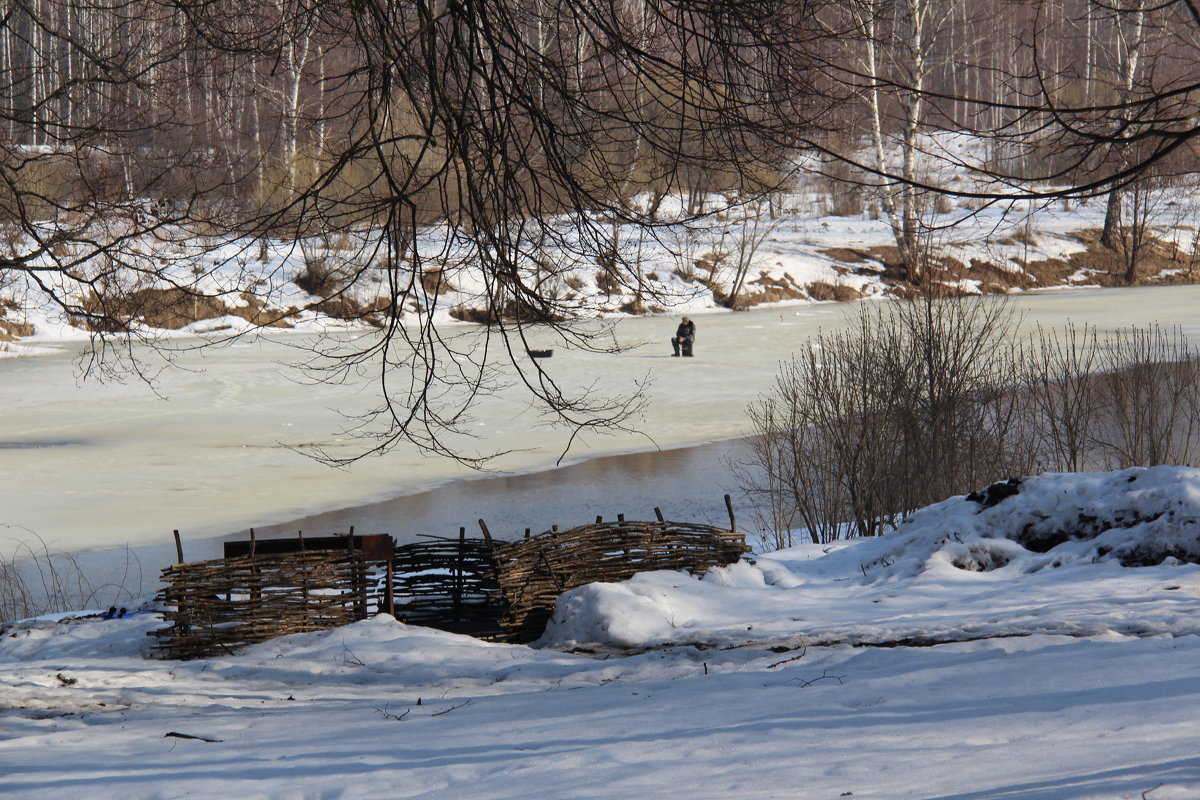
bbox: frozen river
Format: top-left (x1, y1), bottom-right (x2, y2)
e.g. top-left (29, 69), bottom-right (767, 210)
top-left (4, 285), bottom-right (1200, 572)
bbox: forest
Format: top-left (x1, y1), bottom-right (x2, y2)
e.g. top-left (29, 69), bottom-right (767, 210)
top-left (2, 0), bottom-right (1200, 459)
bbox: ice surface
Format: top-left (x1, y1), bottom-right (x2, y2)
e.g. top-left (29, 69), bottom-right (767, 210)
top-left (3, 285), bottom-right (1200, 568)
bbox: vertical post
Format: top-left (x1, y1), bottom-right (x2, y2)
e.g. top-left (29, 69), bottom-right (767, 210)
top-left (347, 527), bottom-right (364, 619)
top-left (386, 545), bottom-right (395, 617)
top-left (524, 528), bottom-right (531, 539)
top-left (248, 529), bottom-right (260, 605)
top-left (172, 530), bottom-right (183, 564)
top-left (477, 519), bottom-right (494, 547)
top-left (596, 515), bottom-right (603, 524)
top-left (298, 530), bottom-right (305, 550)
top-left (654, 507), bottom-right (664, 522)
top-left (724, 494), bottom-right (737, 532)
top-left (454, 527), bottom-right (465, 621)
top-left (617, 513), bottom-right (625, 523)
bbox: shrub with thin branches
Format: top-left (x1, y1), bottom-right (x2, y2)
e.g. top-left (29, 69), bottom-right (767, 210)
top-left (740, 306), bottom-right (1200, 550)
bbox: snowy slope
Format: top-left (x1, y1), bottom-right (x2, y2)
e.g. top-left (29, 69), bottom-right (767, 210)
top-left (4, 467), bottom-right (1200, 798)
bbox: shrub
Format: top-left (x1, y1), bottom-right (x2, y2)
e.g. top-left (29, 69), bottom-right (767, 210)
top-left (738, 302), bottom-right (1200, 549)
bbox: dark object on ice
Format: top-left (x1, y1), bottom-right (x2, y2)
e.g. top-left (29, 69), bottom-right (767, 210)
top-left (967, 478), bottom-right (1022, 509)
top-left (527, 349), bottom-right (553, 358)
top-left (671, 318), bottom-right (696, 357)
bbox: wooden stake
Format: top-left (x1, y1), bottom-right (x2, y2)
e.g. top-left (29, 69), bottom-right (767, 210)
top-left (478, 519), bottom-right (494, 547)
top-left (654, 507), bottom-right (664, 522)
top-left (173, 530), bottom-right (183, 564)
top-left (249, 528), bottom-right (256, 558)
top-left (724, 494), bottom-right (737, 532)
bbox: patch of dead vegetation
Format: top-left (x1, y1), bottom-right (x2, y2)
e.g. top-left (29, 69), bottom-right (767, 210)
top-left (805, 281), bottom-right (863, 302)
top-left (820, 247), bottom-right (869, 264)
top-left (1056, 229), bottom-right (1200, 287)
top-left (420, 268), bottom-right (455, 295)
top-left (311, 296), bottom-right (391, 325)
top-left (77, 287), bottom-right (230, 332)
top-left (450, 299), bottom-right (566, 324)
top-left (0, 317), bottom-right (32, 340)
top-left (228, 293), bottom-right (295, 328)
top-left (730, 272), bottom-right (811, 308)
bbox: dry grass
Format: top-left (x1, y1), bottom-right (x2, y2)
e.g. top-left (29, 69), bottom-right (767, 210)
top-left (0, 529), bottom-right (143, 623)
top-left (805, 281), bottom-right (862, 302)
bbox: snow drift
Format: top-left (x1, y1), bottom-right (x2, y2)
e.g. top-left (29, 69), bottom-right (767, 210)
top-left (540, 467), bottom-right (1200, 651)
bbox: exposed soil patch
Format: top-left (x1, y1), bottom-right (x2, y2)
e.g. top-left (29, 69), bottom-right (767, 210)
top-left (78, 287), bottom-right (230, 332)
top-left (450, 299), bottom-right (566, 324)
top-left (0, 314), bottom-right (32, 341)
top-left (805, 281), bottom-right (862, 302)
top-left (820, 247), bottom-right (869, 264)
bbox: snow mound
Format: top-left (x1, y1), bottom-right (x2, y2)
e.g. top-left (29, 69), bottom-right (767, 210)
top-left (867, 466), bottom-right (1200, 577)
top-left (540, 467), bottom-right (1200, 652)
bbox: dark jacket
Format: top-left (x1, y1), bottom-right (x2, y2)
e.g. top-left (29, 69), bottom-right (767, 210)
top-left (675, 321), bottom-right (695, 343)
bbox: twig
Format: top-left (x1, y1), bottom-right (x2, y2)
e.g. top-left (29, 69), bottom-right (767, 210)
top-left (165, 731), bottom-right (223, 743)
top-left (767, 646), bottom-right (808, 669)
top-left (790, 670), bottom-right (845, 688)
top-left (431, 699), bottom-right (471, 716)
top-left (375, 704), bottom-right (411, 721)
top-left (342, 643), bottom-right (365, 667)
top-left (1142, 784), bottom-right (1165, 799)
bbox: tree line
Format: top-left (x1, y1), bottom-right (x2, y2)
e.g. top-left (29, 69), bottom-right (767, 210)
top-left (3, 0), bottom-right (1200, 462)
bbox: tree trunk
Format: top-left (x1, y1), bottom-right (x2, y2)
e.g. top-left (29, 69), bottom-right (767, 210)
top-left (1101, 188), bottom-right (1122, 250)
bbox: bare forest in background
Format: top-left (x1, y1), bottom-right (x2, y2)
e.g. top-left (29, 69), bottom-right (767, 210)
top-left (4, 0), bottom-right (1200, 462)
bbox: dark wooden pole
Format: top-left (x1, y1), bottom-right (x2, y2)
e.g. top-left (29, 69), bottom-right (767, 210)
top-left (724, 494), bottom-right (737, 532)
top-left (478, 519), bottom-right (494, 547)
top-left (249, 528), bottom-right (256, 557)
top-left (454, 527), bottom-right (465, 620)
top-left (173, 530), bottom-right (183, 564)
top-left (654, 507), bottom-right (664, 522)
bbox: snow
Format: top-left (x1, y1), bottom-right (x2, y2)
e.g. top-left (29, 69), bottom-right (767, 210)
top-left (4, 467), bottom-right (1200, 798)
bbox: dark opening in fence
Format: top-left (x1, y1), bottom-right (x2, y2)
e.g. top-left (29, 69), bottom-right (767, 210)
top-left (392, 530), bottom-right (506, 638)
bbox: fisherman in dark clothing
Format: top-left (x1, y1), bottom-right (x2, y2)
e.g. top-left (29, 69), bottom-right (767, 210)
top-left (671, 317), bottom-right (696, 357)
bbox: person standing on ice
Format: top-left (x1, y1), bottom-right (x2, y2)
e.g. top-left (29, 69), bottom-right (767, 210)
top-left (671, 317), bottom-right (696, 357)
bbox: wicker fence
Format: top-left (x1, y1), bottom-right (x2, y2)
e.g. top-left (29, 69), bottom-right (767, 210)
top-left (392, 535), bottom-right (506, 636)
top-left (489, 519), bottom-right (751, 642)
top-left (149, 550), bottom-right (381, 659)
top-left (152, 508), bottom-right (750, 656)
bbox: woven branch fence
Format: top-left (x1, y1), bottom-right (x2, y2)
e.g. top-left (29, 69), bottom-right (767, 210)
top-left (149, 551), bottom-right (381, 659)
top-left (392, 536), bottom-right (506, 636)
top-left (490, 520), bottom-right (750, 642)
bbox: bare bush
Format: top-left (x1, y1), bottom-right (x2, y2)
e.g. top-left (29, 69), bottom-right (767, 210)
top-left (0, 531), bottom-right (142, 623)
top-left (1092, 325), bottom-right (1200, 469)
top-left (742, 310), bottom-right (1200, 550)
top-left (735, 294), bottom-right (1026, 546)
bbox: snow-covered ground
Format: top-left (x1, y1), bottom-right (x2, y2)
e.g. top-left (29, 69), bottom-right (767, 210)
top-left (4, 467), bottom-right (1200, 799)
